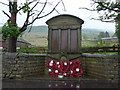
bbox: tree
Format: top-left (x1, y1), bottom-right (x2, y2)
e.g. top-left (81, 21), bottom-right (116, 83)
top-left (98, 31), bottom-right (110, 39)
top-left (79, 0), bottom-right (120, 44)
top-left (112, 32), bottom-right (117, 37)
top-left (0, 0), bottom-right (65, 52)
top-left (98, 32), bottom-right (105, 39)
top-left (115, 14), bottom-right (120, 43)
top-left (105, 31), bottom-right (110, 37)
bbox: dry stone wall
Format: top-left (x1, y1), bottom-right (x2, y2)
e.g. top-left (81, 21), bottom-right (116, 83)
top-left (2, 52), bottom-right (119, 80)
top-left (2, 53), bottom-right (46, 79)
top-left (81, 54), bottom-right (119, 80)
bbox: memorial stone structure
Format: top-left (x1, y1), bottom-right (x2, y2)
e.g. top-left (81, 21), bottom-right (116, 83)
top-left (2, 14), bottom-right (118, 80)
top-left (46, 14), bottom-right (84, 60)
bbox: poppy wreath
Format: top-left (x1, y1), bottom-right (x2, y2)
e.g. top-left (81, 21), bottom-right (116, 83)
top-left (46, 60), bottom-right (83, 77)
top-left (55, 61), bottom-right (63, 72)
top-left (48, 69), bottom-right (56, 77)
top-left (71, 60), bottom-right (81, 69)
top-left (54, 69), bottom-right (61, 76)
top-left (69, 61), bottom-right (74, 70)
top-left (74, 68), bottom-right (83, 77)
top-left (48, 69), bottom-right (61, 77)
top-left (46, 59), bottom-right (56, 68)
top-left (62, 61), bottom-right (70, 71)
top-left (62, 70), bottom-right (70, 77)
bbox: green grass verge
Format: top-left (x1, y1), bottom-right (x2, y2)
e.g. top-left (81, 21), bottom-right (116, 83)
top-left (17, 48), bottom-right (47, 54)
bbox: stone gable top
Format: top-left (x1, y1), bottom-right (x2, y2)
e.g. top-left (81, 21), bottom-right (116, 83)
top-left (46, 14), bottom-right (84, 27)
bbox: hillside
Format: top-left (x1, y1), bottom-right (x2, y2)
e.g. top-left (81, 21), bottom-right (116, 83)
top-left (24, 25), bottom-right (48, 34)
top-left (82, 28), bottom-right (114, 40)
top-left (22, 26), bottom-right (48, 46)
top-left (22, 26), bottom-right (114, 47)
top-left (0, 26), bottom-right (114, 46)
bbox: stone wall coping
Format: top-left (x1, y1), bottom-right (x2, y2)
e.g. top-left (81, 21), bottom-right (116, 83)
top-left (3, 52), bottom-right (47, 57)
top-left (20, 53), bottom-right (47, 56)
top-left (82, 53), bottom-right (119, 59)
top-left (2, 52), bottom-right (119, 59)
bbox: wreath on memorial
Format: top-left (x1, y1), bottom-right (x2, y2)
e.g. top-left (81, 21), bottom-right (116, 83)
top-left (46, 59), bottom-right (83, 78)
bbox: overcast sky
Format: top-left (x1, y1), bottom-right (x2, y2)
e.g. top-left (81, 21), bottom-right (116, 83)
top-left (0, 0), bottom-right (116, 32)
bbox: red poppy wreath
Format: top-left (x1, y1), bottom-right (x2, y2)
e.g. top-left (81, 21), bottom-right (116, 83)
top-left (46, 59), bottom-right (83, 78)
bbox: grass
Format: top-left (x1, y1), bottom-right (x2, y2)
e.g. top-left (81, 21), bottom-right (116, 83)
top-left (82, 40), bottom-right (118, 47)
top-left (17, 47), bottom-right (47, 54)
top-left (82, 40), bottom-right (119, 55)
top-left (16, 39), bottom-right (118, 55)
top-left (82, 41), bottom-right (96, 47)
top-left (22, 32), bottom-right (48, 47)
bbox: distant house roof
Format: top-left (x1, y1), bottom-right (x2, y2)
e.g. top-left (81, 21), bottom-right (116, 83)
top-left (101, 37), bottom-right (118, 40)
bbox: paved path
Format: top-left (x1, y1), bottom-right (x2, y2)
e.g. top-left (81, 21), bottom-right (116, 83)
top-left (2, 79), bottom-right (119, 89)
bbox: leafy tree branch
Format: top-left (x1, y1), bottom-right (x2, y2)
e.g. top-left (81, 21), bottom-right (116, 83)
top-left (0, 2), bottom-right (9, 6)
top-left (79, 0), bottom-right (120, 49)
top-left (0, 0), bottom-right (65, 52)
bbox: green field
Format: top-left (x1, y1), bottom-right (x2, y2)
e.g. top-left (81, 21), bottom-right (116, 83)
top-left (22, 32), bottom-right (48, 47)
top-left (22, 25), bottom-right (114, 47)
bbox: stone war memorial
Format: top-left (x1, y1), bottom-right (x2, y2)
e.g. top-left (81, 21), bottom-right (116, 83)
top-left (46, 14), bottom-right (84, 78)
top-left (2, 14), bottom-right (119, 88)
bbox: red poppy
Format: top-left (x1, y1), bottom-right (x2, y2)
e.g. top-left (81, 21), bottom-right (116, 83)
top-left (48, 69), bottom-right (56, 76)
top-left (73, 68), bottom-right (83, 77)
top-left (62, 70), bottom-right (70, 77)
top-left (72, 60), bottom-right (81, 69)
top-left (47, 59), bottom-right (56, 68)
top-left (62, 61), bottom-right (70, 71)
top-left (55, 61), bottom-right (63, 71)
